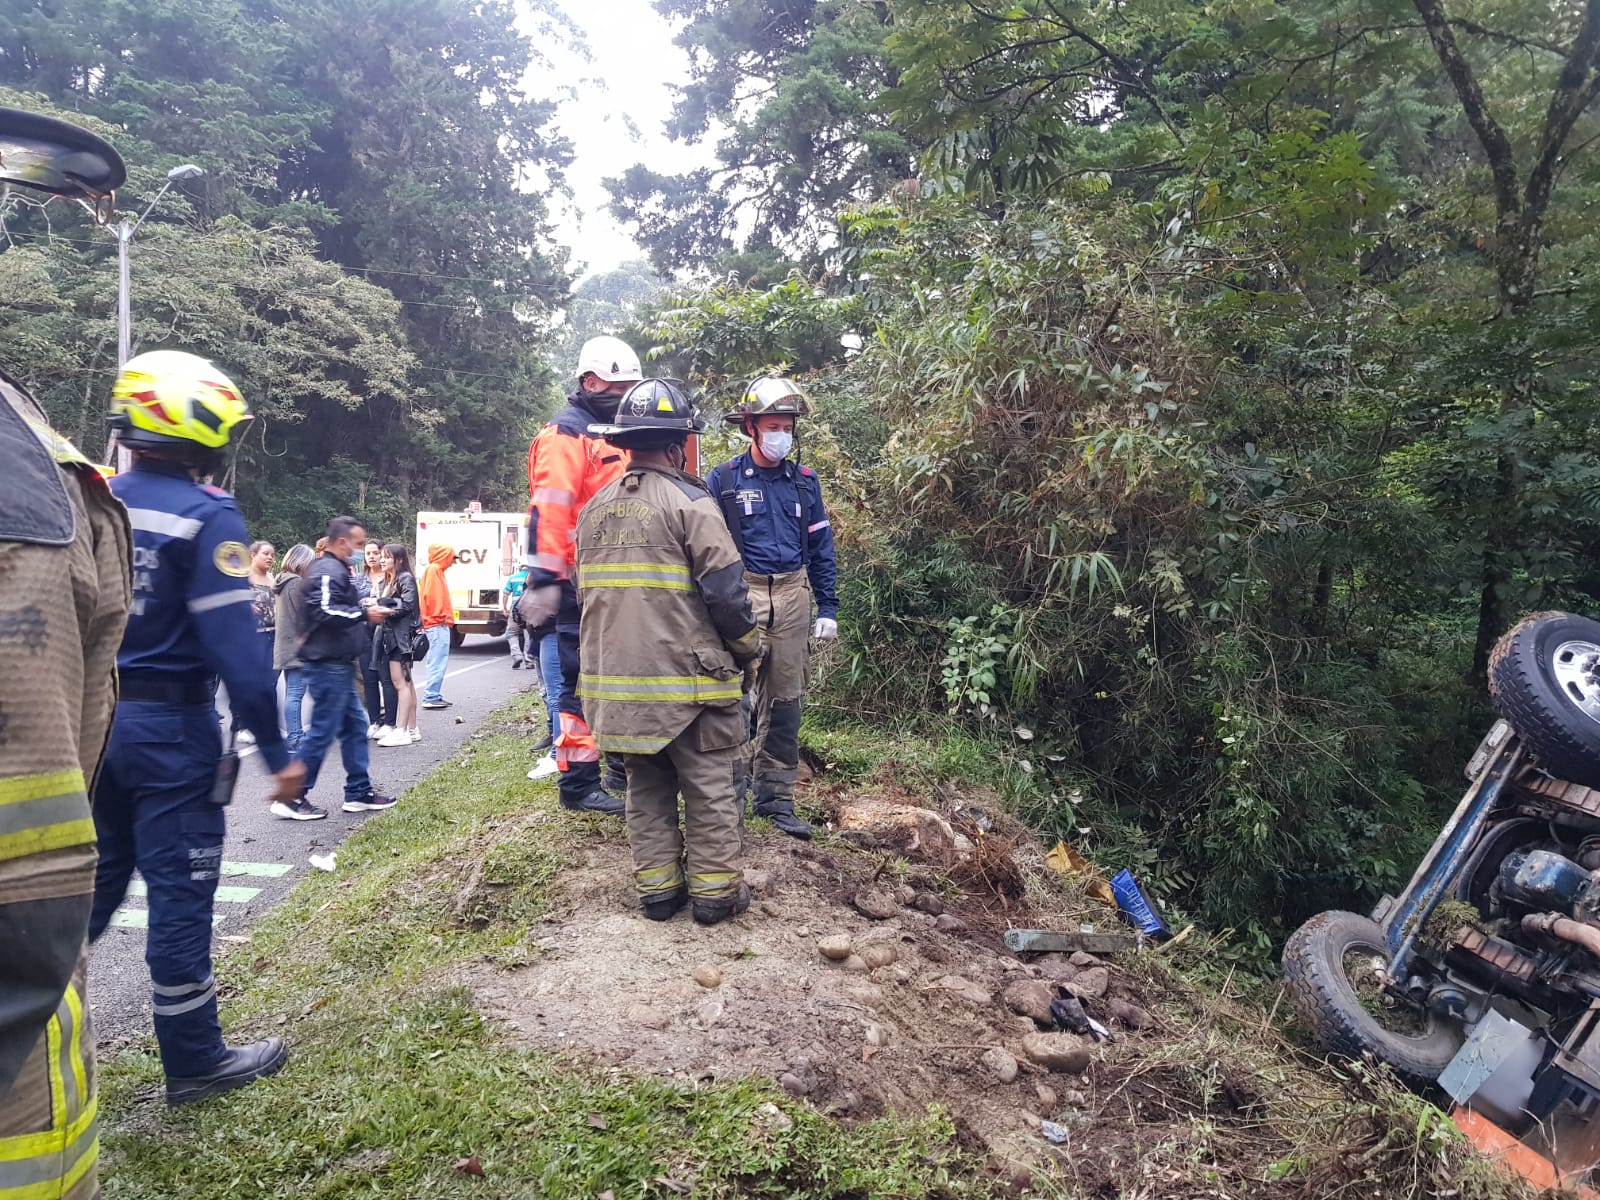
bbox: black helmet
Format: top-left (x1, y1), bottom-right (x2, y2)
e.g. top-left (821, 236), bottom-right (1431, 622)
top-left (588, 378), bottom-right (702, 445)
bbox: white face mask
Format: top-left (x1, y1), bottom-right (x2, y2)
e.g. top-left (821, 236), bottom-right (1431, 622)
top-left (759, 430), bottom-right (794, 461)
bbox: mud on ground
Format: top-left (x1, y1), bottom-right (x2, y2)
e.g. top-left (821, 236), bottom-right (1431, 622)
top-left (461, 772), bottom-right (1500, 1196)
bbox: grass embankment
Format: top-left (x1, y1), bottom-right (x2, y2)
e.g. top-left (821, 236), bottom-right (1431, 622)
top-left (102, 700), bottom-right (1531, 1200)
top-left (101, 695), bottom-right (978, 1199)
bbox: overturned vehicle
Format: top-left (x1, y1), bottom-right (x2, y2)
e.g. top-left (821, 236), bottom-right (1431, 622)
top-left (1286, 611), bottom-right (1600, 1184)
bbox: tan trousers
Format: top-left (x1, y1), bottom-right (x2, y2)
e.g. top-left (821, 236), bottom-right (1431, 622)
top-left (624, 706), bottom-right (746, 902)
top-left (741, 570), bottom-right (810, 809)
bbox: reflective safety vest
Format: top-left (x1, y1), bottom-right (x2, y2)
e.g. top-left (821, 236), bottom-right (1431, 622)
top-left (575, 464), bottom-right (760, 755)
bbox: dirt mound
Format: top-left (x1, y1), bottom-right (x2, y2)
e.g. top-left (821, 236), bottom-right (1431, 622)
top-left (462, 785), bottom-right (1207, 1179)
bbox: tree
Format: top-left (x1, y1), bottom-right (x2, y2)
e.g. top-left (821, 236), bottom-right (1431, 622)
top-left (1409, 0), bottom-right (1600, 679)
top-left (607, 0), bottom-right (911, 272)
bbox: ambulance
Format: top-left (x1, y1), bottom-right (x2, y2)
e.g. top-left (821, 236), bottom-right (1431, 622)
top-left (414, 506), bottom-right (527, 647)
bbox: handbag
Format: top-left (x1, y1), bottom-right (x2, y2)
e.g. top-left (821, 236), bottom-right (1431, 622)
top-left (410, 627), bottom-right (431, 659)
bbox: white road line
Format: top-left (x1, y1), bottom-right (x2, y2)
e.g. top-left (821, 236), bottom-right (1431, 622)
top-left (444, 657), bottom-right (505, 680)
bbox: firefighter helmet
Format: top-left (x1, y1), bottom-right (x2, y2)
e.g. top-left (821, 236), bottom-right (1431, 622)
top-left (588, 378), bottom-right (702, 445)
top-left (723, 374), bottom-right (811, 430)
top-left (576, 335), bottom-right (643, 384)
top-left (109, 349), bottom-right (251, 464)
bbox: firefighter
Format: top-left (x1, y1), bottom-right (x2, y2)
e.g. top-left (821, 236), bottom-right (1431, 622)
top-left (705, 376), bottom-right (839, 840)
top-left (518, 335), bottom-right (643, 815)
top-left (578, 379), bottom-right (763, 925)
top-left (0, 104), bottom-right (131, 1199)
top-left (88, 349), bottom-right (306, 1105)
top-left (0, 368), bottom-right (130, 1197)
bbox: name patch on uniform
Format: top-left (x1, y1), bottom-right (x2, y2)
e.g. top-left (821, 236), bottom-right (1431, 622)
top-left (735, 488), bottom-right (763, 506)
top-left (214, 541), bottom-right (250, 577)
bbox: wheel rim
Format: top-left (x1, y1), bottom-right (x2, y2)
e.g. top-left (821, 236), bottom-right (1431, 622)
top-left (1341, 940), bottom-right (1431, 1040)
top-left (1552, 640), bottom-right (1600, 726)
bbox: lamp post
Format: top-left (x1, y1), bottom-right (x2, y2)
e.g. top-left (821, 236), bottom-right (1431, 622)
top-left (114, 162), bottom-right (205, 368)
top-left (109, 163), bottom-right (203, 470)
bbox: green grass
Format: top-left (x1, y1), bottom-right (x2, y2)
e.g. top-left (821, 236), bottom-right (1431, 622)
top-left (100, 694), bottom-right (997, 1200)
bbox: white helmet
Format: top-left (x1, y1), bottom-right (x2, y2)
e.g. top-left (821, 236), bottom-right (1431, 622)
top-left (576, 335), bottom-right (642, 384)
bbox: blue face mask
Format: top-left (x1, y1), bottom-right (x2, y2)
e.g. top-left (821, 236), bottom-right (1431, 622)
top-left (759, 430), bottom-right (794, 461)
top-left (347, 548), bottom-right (365, 567)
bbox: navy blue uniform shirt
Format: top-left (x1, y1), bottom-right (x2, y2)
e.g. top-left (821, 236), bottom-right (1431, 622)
top-left (111, 459), bottom-right (290, 772)
top-left (705, 451), bottom-right (838, 619)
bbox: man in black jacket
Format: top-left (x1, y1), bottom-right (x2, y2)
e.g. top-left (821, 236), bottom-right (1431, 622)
top-left (278, 515), bottom-right (397, 820)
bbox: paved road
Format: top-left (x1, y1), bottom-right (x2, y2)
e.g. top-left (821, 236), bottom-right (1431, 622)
top-left (89, 636), bottom-right (537, 1050)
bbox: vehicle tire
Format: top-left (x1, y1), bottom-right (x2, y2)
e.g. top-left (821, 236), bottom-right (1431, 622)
top-left (1281, 910), bottom-right (1464, 1087)
top-left (1489, 611), bottom-right (1600, 788)
top-left (449, 627), bottom-right (465, 651)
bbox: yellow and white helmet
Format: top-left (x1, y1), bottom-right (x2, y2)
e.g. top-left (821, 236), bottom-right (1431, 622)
top-left (110, 349), bottom-right (251, 461)
top-left (723, 374), bottom-right (811, 431)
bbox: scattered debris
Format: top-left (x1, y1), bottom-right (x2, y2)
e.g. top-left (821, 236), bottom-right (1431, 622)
top-left (453, 1155), bottom-right (484, 1177)
top-left (1002, 929), bottom-right (1137, 955)
top-left (309, 853), bottom-right (337, 872)
top-left (1039, 1119), bottom-right (1071, 1146)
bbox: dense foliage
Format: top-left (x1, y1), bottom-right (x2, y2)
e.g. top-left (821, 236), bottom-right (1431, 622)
top-left (0, 0), bottom-right (572, 544)
top-left (628, 0), bottom-right (1600, 954)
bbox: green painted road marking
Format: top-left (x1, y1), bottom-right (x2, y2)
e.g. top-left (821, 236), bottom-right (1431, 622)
top-left (109, 911), bottom-right (225, 930)
top-left (221, 861), bottom-right (292, 877)
top-left (127, 881), bottom-right (261, 903)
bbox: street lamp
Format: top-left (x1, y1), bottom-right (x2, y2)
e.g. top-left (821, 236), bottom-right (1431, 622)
top-left (108, 163), bottom-right (204, 470)
top-left (114, 163), bottom-right (205, 368)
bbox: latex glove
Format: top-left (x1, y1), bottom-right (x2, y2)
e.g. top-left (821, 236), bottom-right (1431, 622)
top-left (813, 617), bottom-right (839, 641)
top-left (271, 760), bottom-right (307, 803)
top-left (517, 583), bottom-right (561, 629)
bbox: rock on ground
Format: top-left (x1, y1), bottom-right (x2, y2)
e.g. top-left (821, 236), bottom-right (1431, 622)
top-left (1003, 980), bottom-right (1056, 1025)
top-left (1020, 1032), bottom-right (1092, 1073)
top-left (980, 1047), bottom-right (1019, 1083)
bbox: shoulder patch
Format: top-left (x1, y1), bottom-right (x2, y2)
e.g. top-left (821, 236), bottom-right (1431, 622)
top-left (800, 466), bottom-right (815, 477)
top-left (214, 541), bottom-right (251, 577)
top-left (667, 474), bottom-right (711, 502)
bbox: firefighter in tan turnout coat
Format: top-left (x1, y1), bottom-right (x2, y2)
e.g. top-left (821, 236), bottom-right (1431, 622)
top-left (576, 379), bottom-right (763, 926)
top-left (0, 108), bottom-right (133, 1200)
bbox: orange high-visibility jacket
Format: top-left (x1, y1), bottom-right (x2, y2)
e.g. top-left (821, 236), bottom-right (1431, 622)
top-left (524, 397), bottom-right (628, 585)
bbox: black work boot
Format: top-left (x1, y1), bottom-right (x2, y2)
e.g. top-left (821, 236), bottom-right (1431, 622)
top-left (692, 884), bottom-right (752, 927)
top-left (166, 1037), bottom-right (289, 1106)
top-left (561, 788), bottom-right (624, 816)
top-left (754, 800), bottom-right (813, 841)
top-left (642, 885), bottom-right (689, 922)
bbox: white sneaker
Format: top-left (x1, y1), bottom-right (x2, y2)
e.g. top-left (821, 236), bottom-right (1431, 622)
top-left (527, 754), bottom-right (558, 781)
top-left (377, 729), bottom-right (412, 748)
top-left (409, 728), bottom-right (422, 743)
top-left (236, 729), bottom-right (256, 746)
top-left (369, 724), bottom-right (392, 740)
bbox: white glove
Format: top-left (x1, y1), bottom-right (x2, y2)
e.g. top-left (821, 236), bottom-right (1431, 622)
top-left (813, 617), bottom-right (838, 641)
top-left (517, 584), bottom-right (561, 629)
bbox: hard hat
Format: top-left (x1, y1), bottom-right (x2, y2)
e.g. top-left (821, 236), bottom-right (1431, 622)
top-left (723, 374), bottom-right (811, 429)
top-left (576, 335), bottom-right (643, 384)
top-left (588, 378), bottom-right (702, 445)
top-left (110, 349), bottom-right (251, 462)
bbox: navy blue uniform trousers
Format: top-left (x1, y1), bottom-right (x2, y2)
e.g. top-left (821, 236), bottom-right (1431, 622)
top-left (88, 701), bottom-right (226, 1076)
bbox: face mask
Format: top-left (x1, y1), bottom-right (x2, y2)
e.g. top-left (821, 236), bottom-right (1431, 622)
top-left (579, 385), bottom-right (623, 421)
top-left (759, 430), bottom-right (794, 461)
top-left (347, 548), bottom-right (364, 567)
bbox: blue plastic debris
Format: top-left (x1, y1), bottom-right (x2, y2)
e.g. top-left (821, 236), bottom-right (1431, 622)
top-left (1110, 869), bottom-right (1172, 940)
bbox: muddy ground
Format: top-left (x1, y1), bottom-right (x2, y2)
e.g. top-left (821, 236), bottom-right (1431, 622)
top-left (459, 773), bottom-right (1290, 1191)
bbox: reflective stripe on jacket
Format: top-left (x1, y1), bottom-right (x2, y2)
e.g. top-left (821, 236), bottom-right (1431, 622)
top-left (576, 465), bottom-right (760, 755)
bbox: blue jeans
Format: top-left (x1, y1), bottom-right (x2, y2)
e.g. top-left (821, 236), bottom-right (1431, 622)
top-left (539, 631), bottom-right (563, 742)
top-left (422, 625), bottom-right (451, 703)
top-left (283, 667), bottom-right (308, 750)
top-left (298, 660), bottom-right (372, 803)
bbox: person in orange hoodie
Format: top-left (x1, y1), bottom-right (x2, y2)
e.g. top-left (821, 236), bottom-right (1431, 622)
top-left (418, 543), bottom-right (455, 708)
